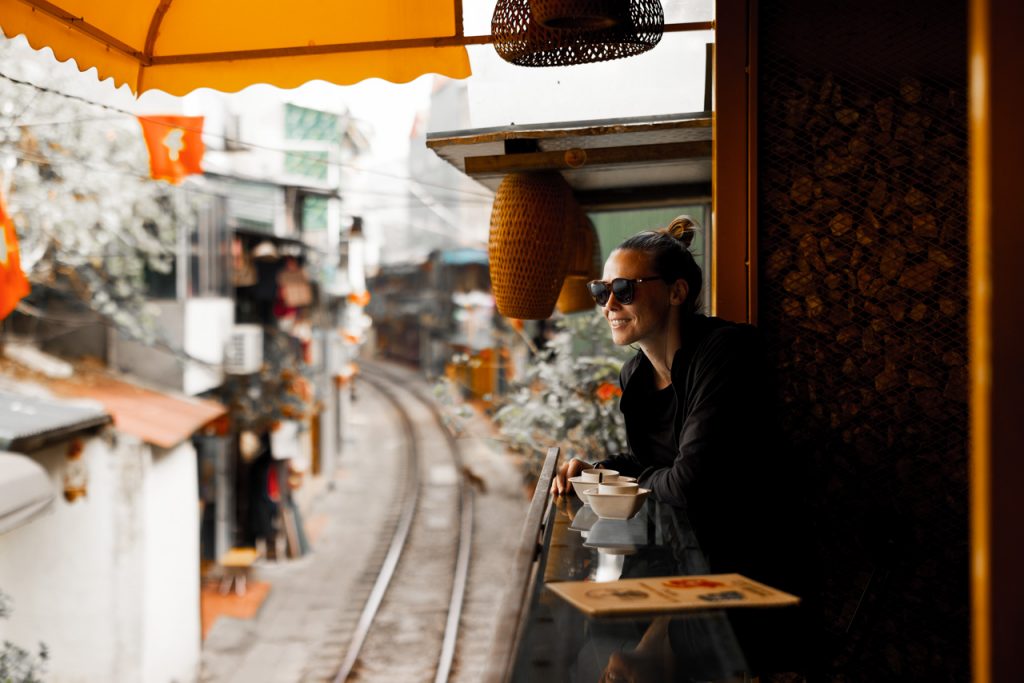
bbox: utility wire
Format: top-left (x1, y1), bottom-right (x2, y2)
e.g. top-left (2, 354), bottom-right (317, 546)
top-left (1, 114), bottom-right (125, 130)
top-left (0, 143), bottom-right (492, 208)
top-left (0, 70), bottom-right (495, 200)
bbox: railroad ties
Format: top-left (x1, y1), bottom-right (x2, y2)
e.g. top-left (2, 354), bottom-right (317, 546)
top-left (330, 363), bottom-right (473, 683)
top-left (199, 360), bottom-right (526, 683)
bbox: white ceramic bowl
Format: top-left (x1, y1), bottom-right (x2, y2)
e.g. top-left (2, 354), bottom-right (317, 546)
top-left (579, 468), bottom-right (619, 483)
top-left (569, 474), bottom-right (634, 498)
top-left (575, 485), bottom-right (599, 505)
top-left (587, 488), bottom-right (650, 520)
top-left (597, 481), bottom-right (639, 495)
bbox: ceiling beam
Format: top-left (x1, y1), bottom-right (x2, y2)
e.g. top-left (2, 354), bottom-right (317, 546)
top-left (18, 0), bottom-right (144, 62)
top-left (12, 0), bottom-right (713, 67)
top-left (152, 21), bottom-right (715, 65)
top-left (576, 182), bottom-right (712, 210)
top-left (463, 140), bottom-right (712, 176)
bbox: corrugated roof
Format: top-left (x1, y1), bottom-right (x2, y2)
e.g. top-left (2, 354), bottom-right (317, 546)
top-left (46, 374), bottom-right (226, 449)
top-left (0, 390), bottom-right (111, 451)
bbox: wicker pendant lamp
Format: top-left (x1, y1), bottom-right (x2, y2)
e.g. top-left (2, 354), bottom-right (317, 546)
top-left (492, 0), bottom-right (663, 67)
top-left (531, 0), bottom-right (629, 29)
top-left (489, 172), bottom-right (578, 319)
top-left (556, 215), bottom-right (602, 314)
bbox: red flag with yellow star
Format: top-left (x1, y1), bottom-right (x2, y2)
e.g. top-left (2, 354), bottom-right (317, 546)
top-left (138, 115), bottom-right (205, 184)
top-left (0, 193), bottom-right (30, 320)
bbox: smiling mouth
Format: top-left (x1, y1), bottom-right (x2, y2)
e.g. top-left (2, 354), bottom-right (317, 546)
top-left (609, 319), bottom-right (631, 329)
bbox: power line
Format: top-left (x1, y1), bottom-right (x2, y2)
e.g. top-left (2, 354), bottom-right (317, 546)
top-left (0, 70), bottom-right (494, 201)
top-left (1, 114), bottom-right (125, 130)
top-left (0, 143), bottom-right (492, 209)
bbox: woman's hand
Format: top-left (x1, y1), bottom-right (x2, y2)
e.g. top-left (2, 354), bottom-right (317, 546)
top-left (551, 458), bottom-right (591, 497)
top-left (554, 494), bottom-right (576, 522)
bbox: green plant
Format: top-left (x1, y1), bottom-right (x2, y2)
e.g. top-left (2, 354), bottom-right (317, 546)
top-left (491, 311), bottom-right (632, 479)
top-left (0, 591), bottom-right (48, 683)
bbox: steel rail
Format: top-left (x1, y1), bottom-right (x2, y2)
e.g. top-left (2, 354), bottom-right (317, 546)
top-left (361, 361), bottom-right (475, 683)
top-left (332, 373), bottom-right (421, 683)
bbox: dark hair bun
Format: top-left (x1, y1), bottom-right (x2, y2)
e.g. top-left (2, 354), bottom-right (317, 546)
top-left (615, 215), bottom-right (705, 315)
top-left (665, 215), bottom-right (698, 249)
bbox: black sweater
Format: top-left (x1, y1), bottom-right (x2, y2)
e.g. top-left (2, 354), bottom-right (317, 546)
top-left (599, 316), bottom-right (821, 672)
top-left (598, 314), bottom-right (781, 571)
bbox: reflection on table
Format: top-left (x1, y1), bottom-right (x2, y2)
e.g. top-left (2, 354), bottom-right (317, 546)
top-left (509, 495), bottom-right (756, 683)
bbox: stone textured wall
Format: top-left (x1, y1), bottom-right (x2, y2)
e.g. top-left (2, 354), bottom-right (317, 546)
top-left (756, 1), bottom-right (969, 679)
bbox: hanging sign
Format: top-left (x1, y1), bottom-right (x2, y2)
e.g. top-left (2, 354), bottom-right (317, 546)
top-left (138, 115), bottom-right (205, 184)
top-left (0, 193), bottom-right (30, 320)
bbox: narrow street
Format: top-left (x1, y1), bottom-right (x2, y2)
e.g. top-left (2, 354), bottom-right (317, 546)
top-left (200, 362), bottom-right (527, 683)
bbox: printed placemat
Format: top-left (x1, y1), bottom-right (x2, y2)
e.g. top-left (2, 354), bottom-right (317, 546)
top-left (547, 574), bottom-right (800, 617)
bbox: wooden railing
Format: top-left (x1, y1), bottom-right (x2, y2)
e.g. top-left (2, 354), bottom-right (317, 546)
top-left (483, 446), bottom-right (560, 683)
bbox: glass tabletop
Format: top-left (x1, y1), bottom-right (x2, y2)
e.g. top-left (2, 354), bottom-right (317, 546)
top-left (508, 495), bottom-right (756, 683)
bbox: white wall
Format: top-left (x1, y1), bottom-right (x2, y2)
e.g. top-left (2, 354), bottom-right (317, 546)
top-left (183, 297), bottom-right (234, 396)
top-left (0, 436), bottom-right (123, 682)
top-left (0, 434), bottom-right (200, 683)
top-left (143, 442), bottom-right (201, 683)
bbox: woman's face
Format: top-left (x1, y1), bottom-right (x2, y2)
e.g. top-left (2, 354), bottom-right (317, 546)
top-left (600, 249), bottom-right (674, 347)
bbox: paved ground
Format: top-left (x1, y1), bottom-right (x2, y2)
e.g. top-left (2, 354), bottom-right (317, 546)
top-left (199, 362), bottom-right (527, 683)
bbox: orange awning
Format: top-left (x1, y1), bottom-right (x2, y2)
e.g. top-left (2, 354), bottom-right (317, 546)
top-left (0, 0), bottom-right (472, 95)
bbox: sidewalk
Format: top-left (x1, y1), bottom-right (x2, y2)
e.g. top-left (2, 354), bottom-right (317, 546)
top-left (199, 363), bottom-right (527, 683)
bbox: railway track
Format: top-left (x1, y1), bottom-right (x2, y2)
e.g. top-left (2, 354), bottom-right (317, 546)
top-left (331, 362), bottom-right (474, 683)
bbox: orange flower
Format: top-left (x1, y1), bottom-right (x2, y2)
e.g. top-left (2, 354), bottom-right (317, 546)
top-left (596, 382), bottom-right (622, 402)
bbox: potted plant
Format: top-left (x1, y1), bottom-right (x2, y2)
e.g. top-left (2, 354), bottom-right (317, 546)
top-left (491, 311), bottom-right (631, 482)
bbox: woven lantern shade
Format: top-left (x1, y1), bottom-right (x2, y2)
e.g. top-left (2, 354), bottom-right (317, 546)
top-left (489, 172), bottom-right (577, 319)
top-left (531, 0), bottom-right (630, 29)
top-left (556, 215), bottom-right (602, 314)
top-left (492, 0), bottom-right (663, 67)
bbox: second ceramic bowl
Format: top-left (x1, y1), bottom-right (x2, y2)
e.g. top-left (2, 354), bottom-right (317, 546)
top-left (586, 488), bottom-right (650, 520)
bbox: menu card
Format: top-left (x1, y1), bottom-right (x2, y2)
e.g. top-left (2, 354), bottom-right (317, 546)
top-left (547, 574), bottom-right (800, 617)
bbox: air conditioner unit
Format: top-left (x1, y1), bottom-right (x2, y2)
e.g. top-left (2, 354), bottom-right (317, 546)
top-left (224, 325), bottom-right (263, 375)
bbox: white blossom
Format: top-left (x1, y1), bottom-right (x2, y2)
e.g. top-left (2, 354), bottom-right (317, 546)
top-left (0, 40), bottom-right (194, 343)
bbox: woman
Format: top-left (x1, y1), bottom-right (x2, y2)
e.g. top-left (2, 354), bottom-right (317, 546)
top-left (551, 215), bottom-right (784, 575)
top-left (554, 216), bottom-right (820, 676)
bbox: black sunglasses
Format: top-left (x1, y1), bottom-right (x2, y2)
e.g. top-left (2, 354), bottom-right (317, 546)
top-left (587, 276), bottom-right (665, 306)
